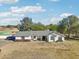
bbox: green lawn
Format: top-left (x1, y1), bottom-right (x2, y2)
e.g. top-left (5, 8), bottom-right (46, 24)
top-left (0, 31), bottom-right (11, 35)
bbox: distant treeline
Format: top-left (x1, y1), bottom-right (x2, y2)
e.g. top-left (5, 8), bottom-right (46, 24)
top-left (17, 17), bottom-right (58, 31)
top-left (0, 25), bottom-right (17, 28)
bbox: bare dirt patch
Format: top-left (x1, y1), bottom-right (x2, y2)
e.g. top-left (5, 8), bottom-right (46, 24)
top-left (0, 40), bottom-right (79, 59)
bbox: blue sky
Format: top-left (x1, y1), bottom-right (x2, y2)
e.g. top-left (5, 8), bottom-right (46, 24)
top-left (0, 0), bottom-right (79, 25)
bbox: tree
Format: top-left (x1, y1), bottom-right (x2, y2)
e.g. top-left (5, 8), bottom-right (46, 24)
top-left (46, 24), bottom-right (58, 31)
top-left (6, 25), bottom-right (17, 28)
top-left (57, 18), bottom-right (68, 33)
top-left (31, 22), bottom-right (46, 31)
top-left (58, 15), bottom-right (79, 38)
top-left (18, 17), bottom-right (33, 31)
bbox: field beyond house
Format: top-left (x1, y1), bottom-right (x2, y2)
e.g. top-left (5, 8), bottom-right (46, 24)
top-left (0, 27), bottom-right (19, 35)
top-left (0, 40), bottom-right (79, 59)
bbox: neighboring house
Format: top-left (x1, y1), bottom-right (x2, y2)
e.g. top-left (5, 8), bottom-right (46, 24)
top-left (15, 31), bottom-right (65, 42)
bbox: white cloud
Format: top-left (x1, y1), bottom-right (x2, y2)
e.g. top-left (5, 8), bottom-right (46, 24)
top-left (50, 17), bottom-right (62, 24)
top-left (0, 12), bottom-right (10, 17)
top-left (50, 0), bottom-right (60, 2)
top-left (0, 11), bottom-right (24, 17)
top-left (0, 5), bottom-right (46, 25)
top-left (0, 5), bottom-right (45, 17)
top-left (0, 18), bottom-right (19, 25)
top-left (60, 13), bottom-right (73, 18)
top-left (10, 6), bottom-right (46, 14)
top-left (0, 0), bottom-right (19, 3)
top-left (0, 18), bottom-right (19, 22)
top-left (50, 13), bottom-right (73, 24)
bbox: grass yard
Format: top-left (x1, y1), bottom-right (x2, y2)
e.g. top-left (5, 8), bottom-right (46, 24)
top-left (0, 31), bottom-right (11, 35)
top-left (0, 40), bottom-right (79, 59)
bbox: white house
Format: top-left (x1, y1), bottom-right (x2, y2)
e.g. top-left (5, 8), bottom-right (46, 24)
top-left (47, 33), bottom-right (65, 42)
top-left (15, 31), bottom-right (65, 42)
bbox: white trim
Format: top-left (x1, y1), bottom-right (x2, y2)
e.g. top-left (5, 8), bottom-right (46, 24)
top-left (48, 35), bottom-right (53, 42)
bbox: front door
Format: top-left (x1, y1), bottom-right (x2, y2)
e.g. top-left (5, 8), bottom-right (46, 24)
top-left (42, 36), bottom-right (47, 41)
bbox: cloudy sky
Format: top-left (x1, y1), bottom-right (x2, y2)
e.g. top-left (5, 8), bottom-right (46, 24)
top-left (0, 0), bottom-right (79, 25)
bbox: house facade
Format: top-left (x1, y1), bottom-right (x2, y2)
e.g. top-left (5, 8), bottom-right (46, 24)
top-left (15, 31), bottom-right (65, 42)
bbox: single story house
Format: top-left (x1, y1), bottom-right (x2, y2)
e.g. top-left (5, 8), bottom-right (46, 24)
top-left (15, 31), bottom-right (65, 42)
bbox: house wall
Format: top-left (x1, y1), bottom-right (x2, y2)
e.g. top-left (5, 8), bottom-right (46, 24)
top-left (62, 37), bottom-right (65, 41)
top-left (47, 35), bottom-right (54, 42)
top-left (47, 34), bottom-right (60, 42)
top-left (54, 36), bottom-right (59, 42)
top-left (16, 36), bottom-right (32, 40)
top-left (47, 34), bottom-right (65, 42)
top-left (16, 37), bottom-right (21, 40)
top-left (25, 36), bottom-right (31, 40)
top-left (33, 36), bottom-right (37, 41)
top-left (54, 35), bottom-right (65, 42)
top-left (15, 34), bottom-right (65, 42)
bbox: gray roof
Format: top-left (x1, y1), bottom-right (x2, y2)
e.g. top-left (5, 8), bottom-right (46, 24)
top-left (15, 31), bottom-right (53, 37)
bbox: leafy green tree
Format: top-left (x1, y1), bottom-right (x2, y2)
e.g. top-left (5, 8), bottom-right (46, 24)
top-left (31, 22), bottom-right (46, 31)
top-left (46, 24), bottom-right (58, 31)
top-left (58, 15), bottom-right (79, 38)
top-left (57, 18), bottom-right (68, 33)
top-left (18, 17), bottom-right (33, 31)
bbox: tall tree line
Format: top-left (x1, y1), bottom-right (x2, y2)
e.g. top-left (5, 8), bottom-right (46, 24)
top-left (17, 17), bottom-right (58, 31)
top-left (58, 15), bottom-right (79, 38)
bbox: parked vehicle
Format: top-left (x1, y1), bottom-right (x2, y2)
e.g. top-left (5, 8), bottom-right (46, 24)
top-left (5, 36), bottom-right (16, 41)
